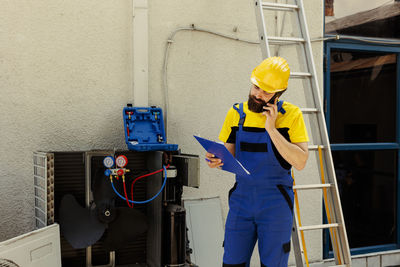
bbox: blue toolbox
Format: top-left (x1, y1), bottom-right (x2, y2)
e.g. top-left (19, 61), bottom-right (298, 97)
top-left (123, 105), bottom-right (178, 152)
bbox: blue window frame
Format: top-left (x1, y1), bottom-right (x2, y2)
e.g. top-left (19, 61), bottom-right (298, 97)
top-left (324, 40), bottom-right (400, 257)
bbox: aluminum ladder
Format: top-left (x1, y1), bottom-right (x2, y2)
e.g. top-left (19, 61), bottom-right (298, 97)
top-left (253, 0), bottom-right (352, 266)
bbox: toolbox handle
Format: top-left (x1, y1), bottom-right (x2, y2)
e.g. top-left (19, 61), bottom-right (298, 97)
top-left (135, 108), bottom-right (151, 113)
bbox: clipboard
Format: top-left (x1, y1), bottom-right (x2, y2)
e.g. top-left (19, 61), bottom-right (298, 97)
top-left (194, 135), bottom-right (251, 176)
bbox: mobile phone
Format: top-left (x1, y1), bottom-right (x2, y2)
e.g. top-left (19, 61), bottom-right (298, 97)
top-left (267, 93), bottom-right (280, 105)
top-left (263, 91), bottom-right (284, 112)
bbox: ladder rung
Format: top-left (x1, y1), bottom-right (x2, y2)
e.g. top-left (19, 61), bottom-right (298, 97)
top-left (299, 223), bottom-right (339, 231)
top-left (290, 71), bottom-right (312, 78)
top-left (308, 145), bottom-right (326, 150)
top-left (268, 36), bottom-right (305, 44)
top-left (300, 108), bottom-right (319, 113)
top-left (293, 184), bottom-right (333, 190)
top-left (261, 2), bottom-right (299, 11)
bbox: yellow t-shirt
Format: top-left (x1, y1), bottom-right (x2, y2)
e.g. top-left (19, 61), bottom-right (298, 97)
top-left (219, 101), bottom-right (309, 144)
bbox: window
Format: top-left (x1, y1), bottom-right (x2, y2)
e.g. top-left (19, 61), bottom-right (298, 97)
top-left (324, 43), bottom-right (400, 256)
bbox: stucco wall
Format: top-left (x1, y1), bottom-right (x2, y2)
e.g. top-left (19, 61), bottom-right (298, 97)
top-left (0, 0), bottom-right (323, 265)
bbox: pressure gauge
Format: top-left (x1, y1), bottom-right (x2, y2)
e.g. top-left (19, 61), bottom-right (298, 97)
top-left (115, 155), bottom-right (128, 168)
top-left (103, 156), bottom-right (115, 168)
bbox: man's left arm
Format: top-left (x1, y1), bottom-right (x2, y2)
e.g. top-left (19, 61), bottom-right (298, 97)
top-left (263, 99), bottom-right (309, 170)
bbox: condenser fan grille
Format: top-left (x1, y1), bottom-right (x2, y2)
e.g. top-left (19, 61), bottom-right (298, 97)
top-left (52, 151), bottom-right (155, 266)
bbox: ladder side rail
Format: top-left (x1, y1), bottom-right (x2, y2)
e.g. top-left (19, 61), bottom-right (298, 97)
top-left (254, 0), bottom-right (271, 58)
top-left (324, 176), bottom-right (351, 265)
top-left (309, 108), bottom-right (347, 262)
top-left (295, 0), bottom-right (351, 264)
top-left (275, 1), bottom-right (289, 57)
top-left (323, 164), bottom-right (352, 264)
top-left (317, 141), bottom-right (345, 264)
top-left (319, 144), bottom-right (351, 261)
top-left (292, 209), bottom-right (307, 267)
top-left (323, 180), bottom-right (344, 262)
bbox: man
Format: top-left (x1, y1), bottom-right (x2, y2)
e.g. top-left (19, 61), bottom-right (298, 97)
top-left (206, 56), bottom-right (309, 267)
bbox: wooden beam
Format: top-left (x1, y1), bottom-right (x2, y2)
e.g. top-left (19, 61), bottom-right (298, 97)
top-left (326, 2), bottom-right (400, 33)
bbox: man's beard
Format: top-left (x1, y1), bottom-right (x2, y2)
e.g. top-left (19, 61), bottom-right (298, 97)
top-left (248, 94), bottom-right (267, 113)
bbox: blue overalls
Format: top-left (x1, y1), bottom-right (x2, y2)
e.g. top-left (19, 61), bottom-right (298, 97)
top-left (223, 102), bottom-right (294, 267)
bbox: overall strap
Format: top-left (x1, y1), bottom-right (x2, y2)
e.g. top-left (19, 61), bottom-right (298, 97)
top-left (277, 100), bottom-right (286, 114)
top-left (232, 103), bottom-right (246, 159)
top-left (232, 103), bottom-right (246, 130)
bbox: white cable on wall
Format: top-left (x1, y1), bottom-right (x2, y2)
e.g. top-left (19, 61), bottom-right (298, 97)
top-left (162, 24), bottom-right (259, 135)
top-left (162, 25), bottom-right (400, 137)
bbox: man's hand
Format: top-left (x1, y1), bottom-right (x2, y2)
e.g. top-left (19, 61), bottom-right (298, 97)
top-left (205, 152), bottom-right (223, 168)
top-left (263, 97), bottom-right (278, 132)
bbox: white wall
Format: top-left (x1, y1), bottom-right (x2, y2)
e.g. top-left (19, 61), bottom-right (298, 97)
top-left (0, 0), bottom-right (133, 240)
top-left (0, 0), bottom-right (324, 265)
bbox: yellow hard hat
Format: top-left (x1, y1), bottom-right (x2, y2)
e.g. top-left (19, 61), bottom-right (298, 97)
top-left (250, 56), bottom-right (290, 93)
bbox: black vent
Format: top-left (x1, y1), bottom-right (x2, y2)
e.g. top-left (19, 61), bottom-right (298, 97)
top-left (53, 152), bottom-right (86, 267)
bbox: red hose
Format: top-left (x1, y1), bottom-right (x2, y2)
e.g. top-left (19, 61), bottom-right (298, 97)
top-left (130, 164), bottom-right (170, 206)
top-left (123, 179), bottom-right (133, 208)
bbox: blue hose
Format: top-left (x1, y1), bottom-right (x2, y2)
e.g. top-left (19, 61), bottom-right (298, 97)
top-left (111, 165), bottom-right (167, 204)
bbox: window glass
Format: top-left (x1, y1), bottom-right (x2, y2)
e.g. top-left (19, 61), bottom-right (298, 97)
top-left (331, 150), bottom-right (398, 248)
top-left (330, 50), bottom-right (397, 143)
top-left (325, 0), bottom-right (400, 39)
top-left (327, 46), bottom-right (399, 253)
